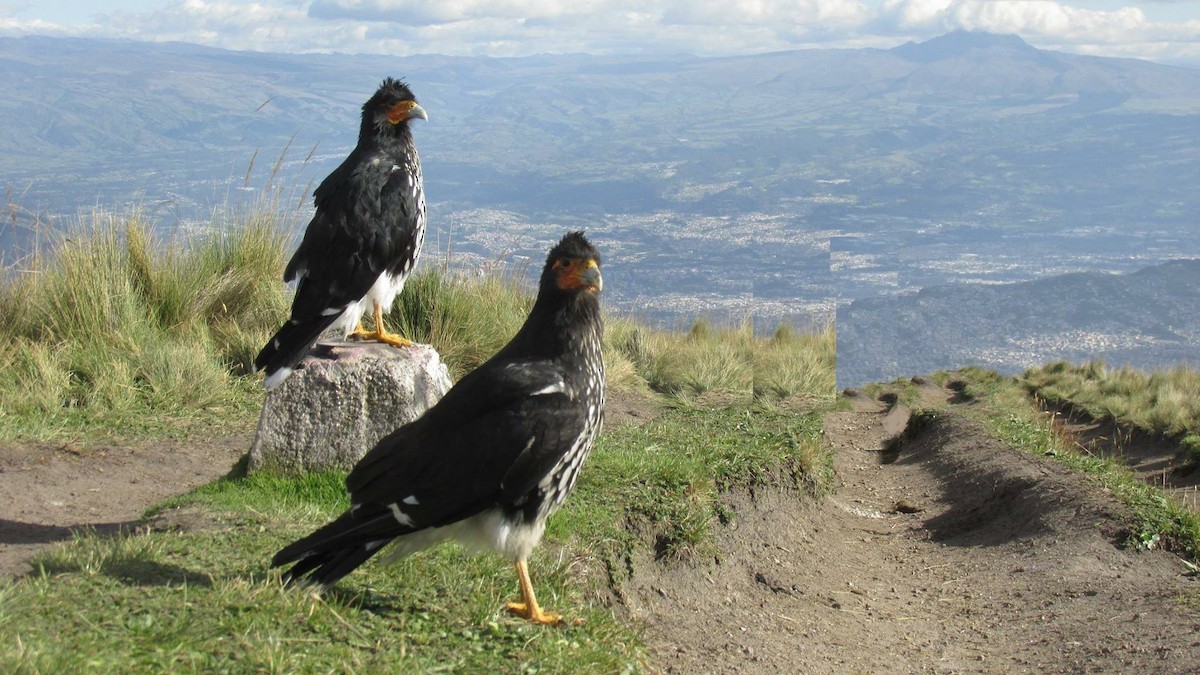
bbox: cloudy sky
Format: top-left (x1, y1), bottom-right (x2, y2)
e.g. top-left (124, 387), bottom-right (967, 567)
top-left (2, 0), bottom-right (1199, 66)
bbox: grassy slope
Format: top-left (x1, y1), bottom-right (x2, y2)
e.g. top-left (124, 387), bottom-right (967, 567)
top-left (0, 216), bottom-right (835, 442)
top-left (0, 214), bottom-right (291, 440)
top-left (0, 216), bottom-right (835, 671)
top-left (0, 404), bottom-right (828, 672)
top-left (1022, 360), bottom-right (1200, 462)
top-left (935, 367), bottom-right (1200, 559)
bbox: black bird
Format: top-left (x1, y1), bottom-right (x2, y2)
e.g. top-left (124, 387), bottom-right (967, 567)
top-left (254, 77), bottom-right (428, 389)
top-left (272, 232), bottom-right (606, 625)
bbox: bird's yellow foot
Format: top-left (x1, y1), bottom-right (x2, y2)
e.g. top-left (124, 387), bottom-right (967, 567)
top-left (372, 330), bottom-right (413, 348)
top-left (348, 303), bottom-right (414, 347)
top-left (506, 601), bottom-right (563, 626)
top-left (348, 321), bottom-right (371, 341)
top-left (348, 326), bottom-right (414, 347)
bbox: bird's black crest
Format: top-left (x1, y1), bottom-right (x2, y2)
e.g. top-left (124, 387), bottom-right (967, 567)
top-left (364, 77), bottom-right (417, 111)
top-left (545, 231), bottom-right (600, 269)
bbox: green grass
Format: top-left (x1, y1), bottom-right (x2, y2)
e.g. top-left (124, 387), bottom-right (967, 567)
top-left (0, 213), bottom-right (292, 440)
top-left (1022, 360), bottom-right (1200, 438)
top-left (0, 403), bottom-right (829, 672)
top-left (943, 367), bottom-right (1200, 559)
top-left (0, 213), bottom-right (835, 442)
top-left (858, 376), bottom-right (923, 407)
top-left (608, 319), bottom-right (835, 403)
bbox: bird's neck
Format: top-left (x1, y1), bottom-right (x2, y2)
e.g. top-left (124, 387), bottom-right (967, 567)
top-left (358, 122), bottom-right (413, 154)
top-left (511, 295), bottom-right (603, 363)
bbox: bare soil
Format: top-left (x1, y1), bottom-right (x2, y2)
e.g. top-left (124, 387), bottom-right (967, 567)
top-left (0, 435), bottom-right (247, 579)
top-left (625, 386), bottom-right (1200, 673)
top-left (4, 387), bottom-right (1200, 673)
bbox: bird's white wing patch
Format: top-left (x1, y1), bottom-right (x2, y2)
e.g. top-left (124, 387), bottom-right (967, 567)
top-left (388, 503), bottom-right (415, 527)
top-left (402, 495), bottom-right (419, 506)
top-left (263, 367), bottom-right (293, 390)
top-left (531, 381), bottom-right (565, 396)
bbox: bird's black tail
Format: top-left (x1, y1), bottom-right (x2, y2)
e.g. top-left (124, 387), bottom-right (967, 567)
top-left (273, 508), bottom-right (401, 587)
top-left (253, 315), bottom-right (340, 390)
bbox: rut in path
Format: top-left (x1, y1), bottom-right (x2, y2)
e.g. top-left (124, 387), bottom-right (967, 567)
top-left (624, 390), bottom-right (1200, 674)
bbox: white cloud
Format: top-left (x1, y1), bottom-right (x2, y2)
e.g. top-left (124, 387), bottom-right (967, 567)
top-left (879, 0), bottom-right (1199, 43)
top-left (308, 0), bottom-right (635, 25)
top-left (662, 0), bottom-right (871, 29)
top-left (876, 0), bottom-right (1200, 65)
top-left (1, 0), bottom-right (1197, 65)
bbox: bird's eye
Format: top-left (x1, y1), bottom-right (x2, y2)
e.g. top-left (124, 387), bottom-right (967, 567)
top-left (558, 257), bottom-right (572, 269)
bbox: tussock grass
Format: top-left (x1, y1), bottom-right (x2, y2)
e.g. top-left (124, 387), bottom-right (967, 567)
top-left (0, 212), bottom-right (292, 439)
top-left (387, 266), bottom-right (533, 379)
top-left (1021, 360), bottom-right (1200, 438)
top-left (609, 318), bottom-right (835, 402)
top-left (0, 212), bottom-right (836, 441)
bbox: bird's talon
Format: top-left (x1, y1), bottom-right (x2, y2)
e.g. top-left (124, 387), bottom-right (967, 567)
top-left (506, 601), bottom-right (564, 626)
top-left (376, 332), bottom-right (414, 348)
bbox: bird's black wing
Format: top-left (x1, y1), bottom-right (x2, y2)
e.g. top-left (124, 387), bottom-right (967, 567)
top-left (254, 149), bottom-right (415, 382)
top-left (345, 359), bottom-right (586, 526)
top-left (272, 360), bottom-right (583, 585)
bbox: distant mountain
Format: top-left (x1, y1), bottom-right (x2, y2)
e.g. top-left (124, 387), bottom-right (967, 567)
top-left (837, 258), bottom-right (1200, 388)
top-left (892, 30), bottom-right (1039, 62)
top-left (2, 32), bottom-right (1197, 225)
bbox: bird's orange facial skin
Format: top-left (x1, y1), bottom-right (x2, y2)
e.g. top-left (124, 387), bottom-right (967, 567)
top-left (554, 258), bottom-right (602, 292)
top-left (385, 100), bottom-right (423, 124)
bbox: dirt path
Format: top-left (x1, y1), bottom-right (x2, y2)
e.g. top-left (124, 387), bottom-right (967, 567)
top-left (0, 436), bottom-right (247, 579)
top-left (627, 387), bottom-right (1200, 673)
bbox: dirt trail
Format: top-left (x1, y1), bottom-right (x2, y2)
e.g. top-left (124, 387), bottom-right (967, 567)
top-left (0, 436), bottom-right (247, 579)
top-left (627, 386), bottom-right (1200, 673)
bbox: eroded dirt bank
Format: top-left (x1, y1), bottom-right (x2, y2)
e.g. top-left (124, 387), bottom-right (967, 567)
top-left (626, 391), bottom-right (1200, 673)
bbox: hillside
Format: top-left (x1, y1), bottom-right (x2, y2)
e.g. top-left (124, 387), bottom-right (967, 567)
top-left (4, 379), bottom-right (1200, 671)
top-left (4, 32), bottom-right (1200, 329)
top-left (838, 258), bottom-right (1200, 388)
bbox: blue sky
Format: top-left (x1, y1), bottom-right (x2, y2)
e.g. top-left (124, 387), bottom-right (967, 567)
top-left (3, 0), bottom-right (1199, 65)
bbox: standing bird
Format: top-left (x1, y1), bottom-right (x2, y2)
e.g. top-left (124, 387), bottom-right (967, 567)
top-left (272, 232), bottom-right (606, 625)
top-left (254, 77), bottom-right (428, 389)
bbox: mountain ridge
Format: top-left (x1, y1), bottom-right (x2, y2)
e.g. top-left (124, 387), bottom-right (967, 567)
top-left (837, 258), bottom-right (1200, 388)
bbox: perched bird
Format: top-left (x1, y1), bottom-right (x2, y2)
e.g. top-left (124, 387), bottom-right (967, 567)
top-left (254, 77), bottom-right (428, 389)
top-left (272, 231), bottom-right (606, 625)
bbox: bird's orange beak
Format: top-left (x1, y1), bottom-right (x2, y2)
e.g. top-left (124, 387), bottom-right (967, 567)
top-left (557, 258), bottom-right (602, 292)
top-left (386, 101), bottom-right (428, 124)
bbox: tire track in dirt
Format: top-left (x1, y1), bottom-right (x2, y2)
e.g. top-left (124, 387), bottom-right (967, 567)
top-left (626, 388), bottom-right (1200, 673)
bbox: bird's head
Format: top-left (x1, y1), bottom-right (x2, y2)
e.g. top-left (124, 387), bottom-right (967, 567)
top-left (541, 231), bottom-right (602, 298)
top-left (363, 77), bottom-right (428, 133)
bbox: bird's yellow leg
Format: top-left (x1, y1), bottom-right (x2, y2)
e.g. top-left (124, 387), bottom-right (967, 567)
top-left (506, 559), bottom-right (563, 626)
top-left (357, 302), bottom-right (413, 347)
top-left (372, 302), bottom-right (413, 347)
top-left (348, 320), bottom-right (370, 340)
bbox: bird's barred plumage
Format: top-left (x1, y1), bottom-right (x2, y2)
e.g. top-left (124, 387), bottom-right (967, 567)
top-left (272, 232), bottom-right (606, 622)
top-left (254, 77), bottom-right (428, 389)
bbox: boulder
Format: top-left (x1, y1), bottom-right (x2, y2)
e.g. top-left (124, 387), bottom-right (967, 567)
top-left (247, 341), bottom-right (453, 474)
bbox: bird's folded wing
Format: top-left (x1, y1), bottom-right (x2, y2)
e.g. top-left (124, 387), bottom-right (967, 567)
top-left (344, 362), bottom-right (586, 528)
